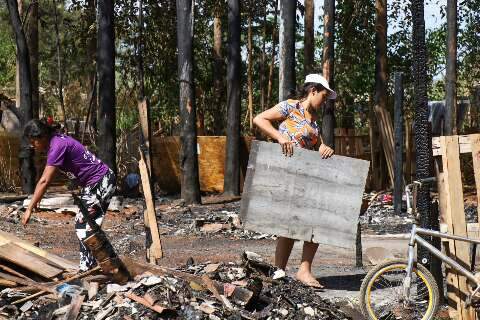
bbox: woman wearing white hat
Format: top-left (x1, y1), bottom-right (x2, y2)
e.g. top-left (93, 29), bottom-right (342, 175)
top-left (253, 73), bottom-right (336, 288)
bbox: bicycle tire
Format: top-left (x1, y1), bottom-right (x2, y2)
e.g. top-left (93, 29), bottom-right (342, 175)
top-left (359, 259), bottom-right (440, 320)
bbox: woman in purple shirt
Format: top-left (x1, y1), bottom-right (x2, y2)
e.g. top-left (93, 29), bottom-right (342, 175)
top-left (22, 119), bottom-right (116, 271)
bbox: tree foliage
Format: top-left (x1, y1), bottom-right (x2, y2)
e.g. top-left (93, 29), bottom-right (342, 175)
top-left (0, 0), bottom-right (479, 136)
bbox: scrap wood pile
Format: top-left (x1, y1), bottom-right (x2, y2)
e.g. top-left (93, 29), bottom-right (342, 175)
top-left (0, 236), bottom-right (351, 319)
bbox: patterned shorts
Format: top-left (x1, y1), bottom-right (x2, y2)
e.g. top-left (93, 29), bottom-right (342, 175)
top-left (75, 169), bottom-right (116, 271)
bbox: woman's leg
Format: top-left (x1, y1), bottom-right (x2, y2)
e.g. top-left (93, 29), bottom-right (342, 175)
top-left (275, 237), bottom-right (295, 270)
top-left (75, 213), bottom-right (105, 271)
top-left (295, 241), bottom-right (323, 287)
top-left (75, 170), bottom-right (116, 271)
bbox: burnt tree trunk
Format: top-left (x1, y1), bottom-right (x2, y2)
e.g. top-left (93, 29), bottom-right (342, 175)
top-left (53, 0), bottom-right (66, 128)
top-left (304, 0), bottom-right (314, 76)
top-left (445, 0), bottom-right (457, 135)
top-left (247, 6), bottom-right (254, 131)
top-left (394, 72), bottom-right (404, 214)
top-left (177, 0), bottom-right (201, 203)
top-left (6, 0), bottom-right (36, 193)
top-left (266, 0), bottom-right (278, 108)
top-left (374, 0), bottom-right (388, 111)
top-left (322, 0), bottom-right (335, 148)
top-left (224, 0), bottom-right (241, 196)
top-left (372, 0), bottom-right (388, 189)
top-left (97, 0), bottom-right (116, 173)
top-left (278, 0), bottom-right (296, 101)
top-left (213, 3), bottom-right (224, 135)
top-left (472, 84), bottom-right (480, 130)
top-left (87, 0), bottom-right (97, 132)
top-left (15, 0), bottom-right (22, 110)
top-left (259, 1), bottom-right (267, 111)
top-left (26, 0), bottom-right (39, 119)
top-left (411, 0), bottom-right (434, 267)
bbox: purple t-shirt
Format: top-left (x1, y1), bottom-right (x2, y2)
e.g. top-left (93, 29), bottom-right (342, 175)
top-left (47, 134), bottom-right (109, 187)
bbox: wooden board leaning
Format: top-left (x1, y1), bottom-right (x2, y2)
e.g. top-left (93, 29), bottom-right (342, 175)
top-left (240, 141), bottom-right (370, 249)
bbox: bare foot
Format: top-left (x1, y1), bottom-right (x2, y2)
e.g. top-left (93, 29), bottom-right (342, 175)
top-left (295, 271), bottom-right (324, 288)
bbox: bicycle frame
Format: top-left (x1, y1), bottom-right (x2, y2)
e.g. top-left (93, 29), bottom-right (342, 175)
top-left (405, 225), bottom-right (480, 288)
top-left (403, 180), bottom-right (480, 299)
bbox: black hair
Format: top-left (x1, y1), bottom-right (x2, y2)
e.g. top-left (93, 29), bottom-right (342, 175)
top-left (23, 119), bottom-right (56, 139)
top-left (295, 82), bottom-right (327, 101)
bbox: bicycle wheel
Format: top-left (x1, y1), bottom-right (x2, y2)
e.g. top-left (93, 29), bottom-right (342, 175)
top-left (359, 259), bottom-right (440, 320)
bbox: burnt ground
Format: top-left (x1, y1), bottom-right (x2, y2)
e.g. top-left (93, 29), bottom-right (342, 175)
top-left (0, 190), bottom-right (466, 319)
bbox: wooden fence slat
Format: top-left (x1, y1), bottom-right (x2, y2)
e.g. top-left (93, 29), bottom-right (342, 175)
top-left (374, 106), bottom-right (395, 187)
top-left (470, 134), bottom-right (480, 227)
top-left (440, 135), bottom-right (474, 319)
top-left (433, 135), bottom-right (472, 156)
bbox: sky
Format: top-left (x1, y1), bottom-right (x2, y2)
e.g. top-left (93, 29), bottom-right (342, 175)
top-left (306, 0), bottom-right (446, 31)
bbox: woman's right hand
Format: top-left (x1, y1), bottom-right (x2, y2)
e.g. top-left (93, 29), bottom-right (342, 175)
top-left (278, 135), bottom-right (294, 157)
top-left (22, 207), bottom-right (33, 226)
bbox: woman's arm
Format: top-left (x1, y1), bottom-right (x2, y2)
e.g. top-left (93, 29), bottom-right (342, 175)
top-left (253, 106), bottom-right (286, 142)
top-left (253, 105), bottom-right (294, 156)
top-left (22, 165), bottom-right (57, 226)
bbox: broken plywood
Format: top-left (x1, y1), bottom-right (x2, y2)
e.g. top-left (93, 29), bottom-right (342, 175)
top-left (240, 141), bottom-right (370, 249)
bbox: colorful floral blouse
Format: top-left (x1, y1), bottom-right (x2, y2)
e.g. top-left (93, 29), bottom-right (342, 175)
top-left (276, 99), bottom-right (319, 150)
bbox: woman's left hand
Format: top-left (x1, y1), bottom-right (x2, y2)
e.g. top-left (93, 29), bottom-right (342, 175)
top-left (319, 143), bottom-right (334, 159)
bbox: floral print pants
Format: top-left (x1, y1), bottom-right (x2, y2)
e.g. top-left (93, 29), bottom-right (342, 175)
top-left (75, 169), bottom-right (116, 271)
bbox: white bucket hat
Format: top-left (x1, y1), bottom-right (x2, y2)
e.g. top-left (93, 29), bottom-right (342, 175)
top-left (305, 73), bottom-right (337, 100)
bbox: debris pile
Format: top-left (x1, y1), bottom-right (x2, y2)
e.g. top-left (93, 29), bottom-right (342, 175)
top-left (157, 200), bottom-right (274, 240)
top-left (360, 191), bottom-right (479, 235)
top-left (0, 238), bottom-right (351, 319)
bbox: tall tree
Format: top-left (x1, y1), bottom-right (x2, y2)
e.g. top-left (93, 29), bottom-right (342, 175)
top-left (26, 0), bottom-right (39, 119)
top-left (411, 0), bottom-right (433, 267)
top-left (375, 0), bottom-right (387, 111)
top-left (259, 1), bottom-right (267, 111)
top-left (373, 0), bottom-right (388, 189)
top-left (224, 0), bottom-right (241, 196)
top-left (247, 2), bottom-right (254, 131)
top-left (177, 0), bottom-right (201, 203)
top-left (87, 0), bottom-right (97, 132)
top-left (266, 0), bottom-right (278, 108)
top-left (322, 0), bottom-right (335, 148)
top-left (212, 2), bottom-right (224, 135)
top-left (278, 0), bottom-right (296, 101)
top-left (97, 0), bottom-right (116, 173)
top-left (304, 0), bottom-right (314, 75)
top-left (445, 0), bottom-right (457, 135)
top-left (14, 0), bottom-right (22, 110)
top-left (6, 0), bottom-right (36, 193)
top-left (53, 0), bottom-right (66, 128)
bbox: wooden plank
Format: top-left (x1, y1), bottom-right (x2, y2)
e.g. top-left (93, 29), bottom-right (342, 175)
top-left (139, 156), bottom-right (163, 262)
top-left (240, 141), bottom-right (370, 249)
top-left (64, 294), bottom-right (85, 320)
top-left (436, 157), bottom-right (459, 314)
top-left (433, 135), bottom-right (471, 156)
top-left (138, 99), bottom-right (153, 174)
top-left (0, 243), bottom-right (63, 279)
top-left (0, 271), bottom-right (56, 294)
top-left (125, 292), bottom-right (166, 314)
top-left (441, 136), bottom-right (474, 319)
top-left (470, 134), bottom-right (480, 225)
top-left (0, 230), bottom-right (77, 271)
top-left (374, 106), bottom-right (395, 187)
